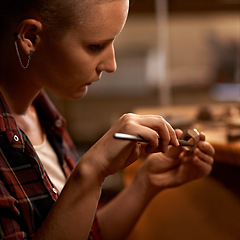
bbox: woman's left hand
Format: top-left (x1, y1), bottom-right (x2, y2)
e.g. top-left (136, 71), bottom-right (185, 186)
top-left (134, 129), bottom-right (215, 197)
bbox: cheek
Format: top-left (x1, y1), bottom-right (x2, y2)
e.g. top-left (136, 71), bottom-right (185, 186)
top-left (47, 52), bottom-right (89, 84)
top-left (36, 39), bottom-right (98, 93)
top-left (59, 47), bottom-right (96, 78)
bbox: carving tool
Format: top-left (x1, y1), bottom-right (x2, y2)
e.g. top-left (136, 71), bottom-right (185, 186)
top-left (113, 133), bottom-right (194, 147)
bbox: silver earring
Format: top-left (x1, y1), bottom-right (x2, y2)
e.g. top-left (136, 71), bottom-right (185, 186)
top-left (14, 40), bottom-right (34, 69)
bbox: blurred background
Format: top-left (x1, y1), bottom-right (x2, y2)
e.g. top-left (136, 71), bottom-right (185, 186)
top-left (50, 0), bottom-right (239, 146)
top-left (49, 1), bottom-right (240, 239)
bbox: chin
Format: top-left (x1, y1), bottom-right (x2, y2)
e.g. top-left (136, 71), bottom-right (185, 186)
top-left (49, 86), bottom-right (88, 100)
top-left (70, 86), bottom-right (89, 100)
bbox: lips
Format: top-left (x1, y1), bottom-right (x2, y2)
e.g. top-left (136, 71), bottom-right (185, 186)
top-left (86, 76), bottom-right (101, 86)
top-left (86, 79), bottom-right (98, 86)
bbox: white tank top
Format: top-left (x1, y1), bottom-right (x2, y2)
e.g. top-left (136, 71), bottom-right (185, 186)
top-left (34, 135), bottom-right (66, 193)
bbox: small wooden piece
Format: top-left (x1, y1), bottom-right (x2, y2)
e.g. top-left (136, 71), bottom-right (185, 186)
top-left (180, 129), bottom-right (200, 152)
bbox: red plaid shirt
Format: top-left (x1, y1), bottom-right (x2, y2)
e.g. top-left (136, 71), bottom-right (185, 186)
top-left (0, 90), bottom-right (101, 239)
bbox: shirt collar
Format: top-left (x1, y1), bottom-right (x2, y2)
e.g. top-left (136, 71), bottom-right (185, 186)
top-left (33, 90), bottom-right (66, 137)
top-left (0, 89), bottom-right (66, 152)
top-left (0, 91), bottom-right (25, 151)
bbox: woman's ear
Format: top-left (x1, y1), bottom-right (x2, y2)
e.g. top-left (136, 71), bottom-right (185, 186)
top-left (15, 19), bottom-right (42, 55)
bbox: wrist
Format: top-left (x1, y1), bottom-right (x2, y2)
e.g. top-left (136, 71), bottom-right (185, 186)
top-left (75, 151), bottom-right (107, 188)
top-left (133, 165), bottom-right (164, 201)
top-left (131, 171), bottom-right (159, 205)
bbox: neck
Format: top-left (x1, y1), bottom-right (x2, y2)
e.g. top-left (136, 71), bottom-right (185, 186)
top-left (0, 74), bottom-right (41, 115)
top-left (0, 73), bottom-right (45, 145)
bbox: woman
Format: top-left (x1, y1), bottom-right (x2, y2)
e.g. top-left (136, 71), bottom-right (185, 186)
top-left (0, 0), bottom-right (215, 239)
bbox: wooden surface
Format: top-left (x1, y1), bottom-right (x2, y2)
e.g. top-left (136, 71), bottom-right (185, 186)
top-left (124, 160), bottom-right (240, 240)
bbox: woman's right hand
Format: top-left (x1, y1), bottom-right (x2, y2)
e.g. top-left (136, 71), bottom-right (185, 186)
top-left (80, 113), bottom-right (179, 182)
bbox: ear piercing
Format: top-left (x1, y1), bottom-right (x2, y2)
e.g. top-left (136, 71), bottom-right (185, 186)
top-left (13, 32), bottom-right (34, 69)
top-left (13, 32), bottom-right (21, 40)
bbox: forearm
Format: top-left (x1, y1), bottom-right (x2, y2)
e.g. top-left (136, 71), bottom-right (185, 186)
top-left (97, 173), bottom-right (157, 240)
top-left (34, 157), bottom-right (102, 240)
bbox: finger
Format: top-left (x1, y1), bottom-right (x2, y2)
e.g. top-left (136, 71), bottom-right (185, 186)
top-left (194, 148), bottom-right (214, 165)
top-left (175, 129), bottom-right (183, 139)
top-left (143, 115), bottom-right (178, 152)
top-left (117, 114), bottom-right (163, 151)
top-left (117, 114), bottom-right (179, 153)
top-left (158, 120), bottom-right (179, 152)
top-left (137, 126), bottom-right (160, 153)
top-left (139, 115), bottom-right (178, 144)
top-left (199, 132), bottom-right (206, 141)
top-left (193, 160), bottom-right (213, 178)
top-left (132, 115), bottom-right (178, 153)
top-left (197, 140), bottom-right (215, 157)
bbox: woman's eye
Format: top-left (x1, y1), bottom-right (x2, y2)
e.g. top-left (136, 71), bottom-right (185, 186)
top-left (88, 44), bottom-right (105, 52)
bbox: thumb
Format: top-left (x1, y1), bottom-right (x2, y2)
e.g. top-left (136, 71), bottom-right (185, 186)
top-left (164, 128), bottom-right (184, 158)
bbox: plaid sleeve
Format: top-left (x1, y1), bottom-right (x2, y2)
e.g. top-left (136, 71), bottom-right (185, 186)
top-left (1, 180), bottom-right (102, 240)
top-left (0, 180), bottom-right (29, 240)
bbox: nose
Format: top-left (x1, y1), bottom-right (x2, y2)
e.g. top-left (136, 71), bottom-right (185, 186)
top-left (97, 44), bottom-right (117, 73)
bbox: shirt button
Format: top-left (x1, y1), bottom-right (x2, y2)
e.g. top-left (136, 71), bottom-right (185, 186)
top-left (53, 188), bottom-right (58, 195)
top-left (13, 135), bottom-right (19, 142)
top-left (55, 119), bottom-right (63, 128)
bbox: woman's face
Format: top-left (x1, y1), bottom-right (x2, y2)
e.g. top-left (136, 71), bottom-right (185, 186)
top-left (35, 0), bottom-right (129, 99)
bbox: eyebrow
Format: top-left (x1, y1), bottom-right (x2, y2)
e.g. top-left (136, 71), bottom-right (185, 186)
top-left (88, 38), bottom-right (115, 44)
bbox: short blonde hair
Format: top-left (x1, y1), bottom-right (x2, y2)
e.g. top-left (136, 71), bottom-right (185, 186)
top-left (1, 0), bottom-right (89, 39)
